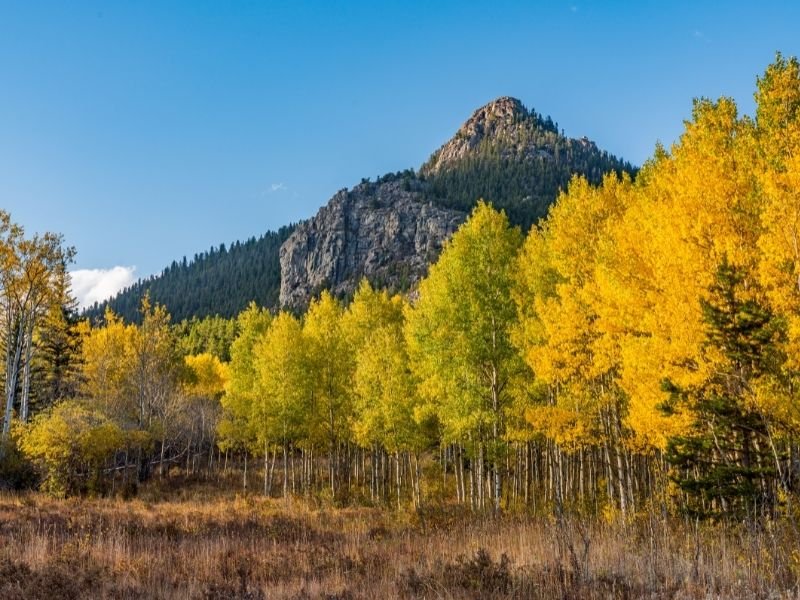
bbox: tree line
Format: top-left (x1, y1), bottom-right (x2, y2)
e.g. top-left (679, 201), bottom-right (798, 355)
top-left (3, 56), bottom-right (800, 521)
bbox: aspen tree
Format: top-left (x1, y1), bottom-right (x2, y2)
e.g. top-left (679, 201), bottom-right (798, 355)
top-left (304, 291), bottom-right (352, 497)
top-left (252, 312), bottom-right (308, 497)
top-left (514, 174), bottom-right (632, 513)
top-left (219, 303), bottom-right (271, 487)
top-left (406, 202), bottom-right (522, 512)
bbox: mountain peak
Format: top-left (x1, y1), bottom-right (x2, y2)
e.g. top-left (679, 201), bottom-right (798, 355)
top-left (467, 96), bottom-right (528, 124)
top-left (420, 96), bottom-right (543, 177)
top-left (93, 96), bottom-right (634, 319)
top-left (418, 96), bottom-right (633, 229)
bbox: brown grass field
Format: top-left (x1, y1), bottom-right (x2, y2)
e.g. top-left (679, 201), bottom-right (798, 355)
top-left (0, 476), bottom-right (799, 599)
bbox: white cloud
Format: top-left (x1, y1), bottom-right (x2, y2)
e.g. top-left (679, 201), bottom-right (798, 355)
top-left (69, 266), bottom-right (137, 310)
top-left (263, 182), bottom-right (288, 196)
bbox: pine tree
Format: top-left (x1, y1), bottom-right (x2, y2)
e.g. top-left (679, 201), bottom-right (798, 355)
top-left (663, 259), bottom-right (781, 518)
top-left (33, 267), bottom-right (85, 411)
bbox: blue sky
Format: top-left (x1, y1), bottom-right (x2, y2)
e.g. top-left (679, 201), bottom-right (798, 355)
top-left (1, 1), bottom-right (799, 304)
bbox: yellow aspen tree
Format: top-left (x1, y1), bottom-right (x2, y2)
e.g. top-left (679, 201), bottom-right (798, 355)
top-left (219, 303), bottom-right (271, 468)
top-left (595, 97), bottom-right (761, 451)
top-left (406, 201), bottom-right (523, 512)
top-left (756, 55), bottom-right (800, 372)
top-left (252, 312), bottom-right (309, 497)
top-left (303, 291), bottom-right (352, 496)
top-left (354, 325), bottom-right (429, 507)
top-left (182, 353), bottom-right (228, 476)
top-left (514, 173), bottom-right (632, 513)
top-left (81, 309), bottom-right (137, 425)
top-left (341, 278), bottom-right (404, 352)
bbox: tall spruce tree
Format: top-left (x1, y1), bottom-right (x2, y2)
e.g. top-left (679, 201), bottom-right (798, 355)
top-left (663, 258), bottom-right (782, 518)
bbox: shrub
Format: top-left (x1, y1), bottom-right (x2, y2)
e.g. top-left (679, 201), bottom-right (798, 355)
top-left (18, 401), bottom-right (124, 497)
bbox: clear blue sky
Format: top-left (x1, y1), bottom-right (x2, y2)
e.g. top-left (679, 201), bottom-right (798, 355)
top-left (2, 1), bottom-right (799, 287)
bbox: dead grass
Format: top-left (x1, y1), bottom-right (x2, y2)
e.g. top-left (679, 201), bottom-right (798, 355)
top-left (0, 482), bottom-right (798, 599)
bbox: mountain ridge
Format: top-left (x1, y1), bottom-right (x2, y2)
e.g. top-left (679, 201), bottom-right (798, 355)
top-left (279, 96), bottom-right (635, 309)
top-left (88, 97), bottom-right (635, 319)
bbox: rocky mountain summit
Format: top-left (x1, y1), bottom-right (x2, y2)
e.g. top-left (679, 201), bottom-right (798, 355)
top-left (279, 177), bottom-right (464, 309)
top-left (279, 96), bottom-right (634, 310)
top-left (420, 96), bottom-right (535, 175)
top-left (418, 96), bottom-right (630, 229)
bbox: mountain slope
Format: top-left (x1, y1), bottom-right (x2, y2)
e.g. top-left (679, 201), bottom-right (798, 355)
top-left (90, 96), bottom-right (635, 318)
top-left (85, 226), bottom-right (294, 323)
top-left (279, 97), bottom-right (635, 309)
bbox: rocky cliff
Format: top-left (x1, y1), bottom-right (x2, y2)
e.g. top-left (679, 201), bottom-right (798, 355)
top-left (279, 177), bottom-right (464, 309)
top-left (279, 96), bottom-right (634, 310)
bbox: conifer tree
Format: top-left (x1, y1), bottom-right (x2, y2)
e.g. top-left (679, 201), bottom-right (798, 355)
top-left (663, 259), bottom-right (781, 518)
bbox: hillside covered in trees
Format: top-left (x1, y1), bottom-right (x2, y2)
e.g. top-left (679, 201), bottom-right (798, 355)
top-left (92, 96), bottom-right (634, 320)
top-left (85, 226), bottom-right (294, 323)
top-left (279, 96), bottom-right (636, 309)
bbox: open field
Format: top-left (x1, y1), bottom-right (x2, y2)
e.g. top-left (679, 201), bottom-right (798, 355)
top-left (0, 477), bottom-right (798, 599)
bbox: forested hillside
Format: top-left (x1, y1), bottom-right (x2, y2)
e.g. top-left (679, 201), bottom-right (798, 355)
top-left (279, 97), bottom-right (636, 308)
top-left (93, 97), bottom-right (634, 319)
top-left (85, 226), bottom-right (294, 323)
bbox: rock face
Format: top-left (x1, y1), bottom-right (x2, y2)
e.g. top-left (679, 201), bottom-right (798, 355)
top-left (279, 178), bottom-right (464, 310)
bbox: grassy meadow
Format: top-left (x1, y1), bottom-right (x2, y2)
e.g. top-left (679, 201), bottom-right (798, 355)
top-left (1, 474), bottom-right (799, 599)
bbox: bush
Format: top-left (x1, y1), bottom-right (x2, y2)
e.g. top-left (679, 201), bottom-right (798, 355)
top-left (398, 548), bottom-right (514, 599)
top-left (17, 401), bottom-right (124, 497)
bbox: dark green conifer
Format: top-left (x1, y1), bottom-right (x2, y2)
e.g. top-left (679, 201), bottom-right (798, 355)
top-left (663, 258), bottom-right (783, 519)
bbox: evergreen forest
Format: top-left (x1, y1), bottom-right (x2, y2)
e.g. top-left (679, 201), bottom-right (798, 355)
top-left (85, 226), bottom-right (294, 323)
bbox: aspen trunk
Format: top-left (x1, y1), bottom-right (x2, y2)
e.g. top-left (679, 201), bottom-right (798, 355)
top-left (414, 452), bottom-right (422, 508)
top-left (283, 442), bottom-right (289, 498)
top-left (19, 315), bottom-right (35, 423)
top-left (2, 322), bottom-right (24, 438)
top-left (264, 440), bottom-right (269, 496)
top-left (395, 451), bottom-right (402, 510)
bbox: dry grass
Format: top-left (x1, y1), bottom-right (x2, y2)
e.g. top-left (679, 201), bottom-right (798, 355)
top-left (0, 479), bottom-right (798, 599)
